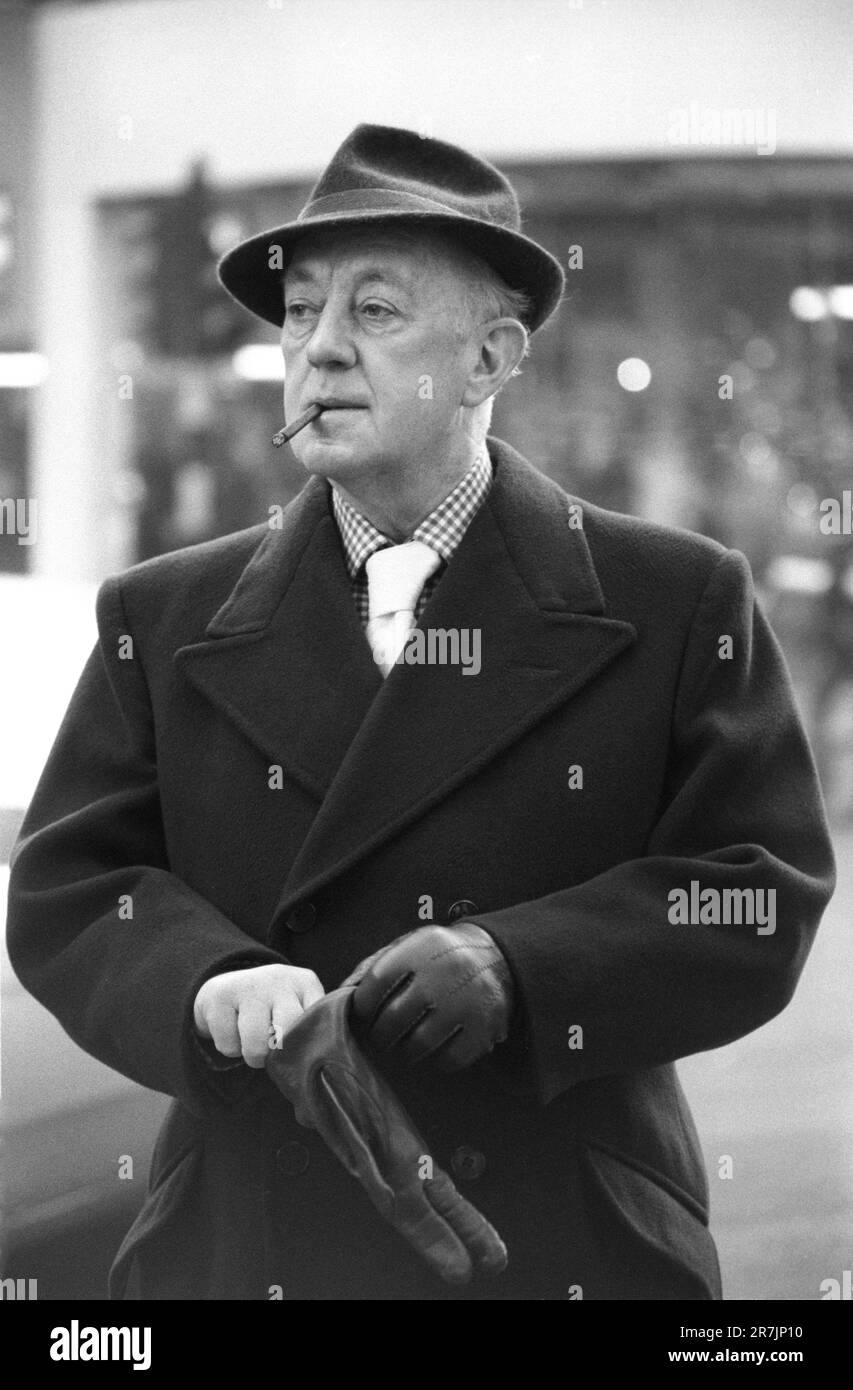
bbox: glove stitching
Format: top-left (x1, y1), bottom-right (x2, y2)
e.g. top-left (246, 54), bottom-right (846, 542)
top-left (424, 941), bottom-right (502, 967)
top-left (440, 957), bottom-right (505, 1002)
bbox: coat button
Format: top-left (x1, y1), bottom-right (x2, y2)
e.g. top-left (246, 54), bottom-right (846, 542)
top-left (450, 1145), bottom-right (486, 1180)
top-left (285, 901), bottom-right (317, 933)
top-left (276, 1142), bottom-right (310, 1177)
top-left (448, 899), bottom-right (479, 922)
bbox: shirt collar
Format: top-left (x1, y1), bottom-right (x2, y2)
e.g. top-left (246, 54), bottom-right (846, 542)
top-left (331, 450), bottom-right (493, 580)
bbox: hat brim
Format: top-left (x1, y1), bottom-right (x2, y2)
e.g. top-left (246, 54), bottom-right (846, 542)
top-left (217, 209), bottom-right (565, 333)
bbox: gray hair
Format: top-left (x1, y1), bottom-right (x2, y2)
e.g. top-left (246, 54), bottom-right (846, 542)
top-left (455, 254), bottom-right (534, 337)
top-left (399, 227), bottom-right (532, 341)
top-left (393, 228), bottom-right (533, 431)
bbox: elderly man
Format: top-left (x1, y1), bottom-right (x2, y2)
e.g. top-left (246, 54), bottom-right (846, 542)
top-left (7, 124), bottom-right (835, 1301)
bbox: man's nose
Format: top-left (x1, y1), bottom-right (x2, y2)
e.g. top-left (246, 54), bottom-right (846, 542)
top-left (305, 300), bottom-right (357, 369)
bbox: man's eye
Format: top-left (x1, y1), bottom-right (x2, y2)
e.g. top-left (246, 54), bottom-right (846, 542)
top-left (285, 303), bottom-right (316, 321)
top-left (360, 302), bottom-right (394, 320)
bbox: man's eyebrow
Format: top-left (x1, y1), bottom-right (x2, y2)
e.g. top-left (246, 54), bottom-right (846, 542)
top-left (352, 267), bottom-right (414, 291)
top-left (283, 263), bottom-right (415, 292)
top-left (283, 266), bottom-right (319, 288)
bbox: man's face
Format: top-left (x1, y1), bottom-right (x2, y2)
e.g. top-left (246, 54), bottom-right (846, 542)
top-left (280, 229), bottom-right (479, 482)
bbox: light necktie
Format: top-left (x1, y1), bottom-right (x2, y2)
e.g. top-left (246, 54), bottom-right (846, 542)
top-left (365, 540), bottom-right (441, 676)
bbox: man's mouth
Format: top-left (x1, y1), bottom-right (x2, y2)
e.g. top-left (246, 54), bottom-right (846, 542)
top-left (310, 400), bottom-right (368, 411)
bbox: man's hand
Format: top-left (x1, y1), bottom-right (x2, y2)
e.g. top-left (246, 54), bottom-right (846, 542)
top-left (349, 923), bottom-right (514, 1071)
top-left (266, 986), bottom-right (508, 1284)
top-left (193, 964), bottom-right (325, 1069)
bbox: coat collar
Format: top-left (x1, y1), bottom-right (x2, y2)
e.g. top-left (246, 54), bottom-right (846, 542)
top-left (204, 437), bottom-right (605, 638)
top-left (175, 437), bottom-right (637, 925)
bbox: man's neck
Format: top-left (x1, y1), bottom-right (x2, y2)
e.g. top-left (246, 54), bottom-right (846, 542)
top-left (331, 440), bottom-right (486, 541)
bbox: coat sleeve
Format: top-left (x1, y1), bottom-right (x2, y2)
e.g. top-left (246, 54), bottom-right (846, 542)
top-left (5, 574), bottom-right (286, 1116)
top-left (476, 548), bottom-right (837, 1106)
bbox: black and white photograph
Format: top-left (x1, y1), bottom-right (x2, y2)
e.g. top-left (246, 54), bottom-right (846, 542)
top-left (1, 0), bottom-right (851, 1352)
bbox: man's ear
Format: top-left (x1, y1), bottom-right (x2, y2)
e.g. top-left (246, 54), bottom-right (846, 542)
top-left (461, 318), bottom-right (529, 409)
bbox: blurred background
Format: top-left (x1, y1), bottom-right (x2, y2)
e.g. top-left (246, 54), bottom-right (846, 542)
top-left (1, 0), bottom-right (851, 1300)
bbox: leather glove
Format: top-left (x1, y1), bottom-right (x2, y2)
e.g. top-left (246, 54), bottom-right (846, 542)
top-left (266, 985), bottom-right (508, 1285)
top-left (346, 923), bottom-right (514, 1071)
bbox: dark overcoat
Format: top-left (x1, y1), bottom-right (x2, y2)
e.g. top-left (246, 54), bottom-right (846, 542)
top-left (6, 438), bottom-right (835, 1300)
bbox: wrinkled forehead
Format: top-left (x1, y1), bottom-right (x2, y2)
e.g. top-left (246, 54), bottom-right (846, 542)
top-left (284, 224), bottom-right (459, 289)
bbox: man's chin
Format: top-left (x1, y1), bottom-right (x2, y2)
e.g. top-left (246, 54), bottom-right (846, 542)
top-left (292, 439), bottom-right (373, 479)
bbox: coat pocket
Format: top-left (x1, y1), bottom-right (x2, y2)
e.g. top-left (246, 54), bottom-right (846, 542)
top-left (109, 1142), bottom-right (204, 1300)
top-left (581, 1140), bottom-right (722, 1300)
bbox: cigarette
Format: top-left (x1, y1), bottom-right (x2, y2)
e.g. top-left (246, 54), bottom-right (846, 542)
top-left (272, 403), bottom-right (324, 447)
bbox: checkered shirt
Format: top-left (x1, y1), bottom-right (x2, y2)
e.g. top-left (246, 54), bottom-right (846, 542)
top-left (331, 451), bottom-right (493, 626)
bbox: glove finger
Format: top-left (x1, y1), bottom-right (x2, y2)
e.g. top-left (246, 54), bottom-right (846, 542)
top-left (419, 1022), bottom-right (499, 1072)
top-left (392, 1188), bottom-right (475, 1286)
top-left (339, 943), bottom-right (395, 990)
top-left (352, 967), bottom-right (417, 1034)
top-left (341, 928), bottom-right (428, 992)
top-left (319, 1074), bottom-right (474, 1285)
top-left (316, 1069), bottom-right (396, 1221)
top-left (408, 1023), bottom-right (468, 1070)
top-left (425, 1171), bottom-right (508, 1276)
top-left (364, 988), bottom-right (438, 1054)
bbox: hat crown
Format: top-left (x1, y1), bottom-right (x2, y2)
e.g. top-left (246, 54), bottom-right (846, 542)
top-left (307, 123), bottom-right (522, 231)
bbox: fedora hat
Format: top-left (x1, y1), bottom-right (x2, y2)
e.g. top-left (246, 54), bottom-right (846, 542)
top-left (217, 124), bottom-right (565, 333)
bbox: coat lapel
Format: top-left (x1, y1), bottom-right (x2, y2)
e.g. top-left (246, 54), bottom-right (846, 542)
top-left (174, 476), bottom-right (382, 803)
top-left (270, 438), bottom-right (637, 924)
